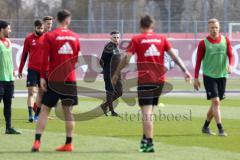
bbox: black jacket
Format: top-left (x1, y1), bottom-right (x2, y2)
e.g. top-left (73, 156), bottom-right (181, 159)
top-left (100, 42), bottom-right (121, 78)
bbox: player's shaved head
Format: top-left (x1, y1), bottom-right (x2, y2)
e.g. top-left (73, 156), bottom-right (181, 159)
top-left (140, 15), bottom-right (155, 29)
top-left (57, 9), bottom-right (71, 23)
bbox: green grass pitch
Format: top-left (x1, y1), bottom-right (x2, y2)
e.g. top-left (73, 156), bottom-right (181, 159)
top-left (0, 79), bottom-right (239, 160)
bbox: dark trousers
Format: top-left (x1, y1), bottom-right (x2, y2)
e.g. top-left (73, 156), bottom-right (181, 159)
top-left (0, 81), bottom-right (14, 129)
top-left (101, 75), bottom-right (122, 112)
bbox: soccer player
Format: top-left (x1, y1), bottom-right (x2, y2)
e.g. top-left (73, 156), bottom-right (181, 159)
top-left (99, 31), bottom-right (123, 116)
top-left (33, 16), bottom-right (53, 120)
top-left (0, 20), bottom-right (21, 134)
top-left (112, 15), bottom-right (192, 152)
top-left (43, 16), bottom-right (53, 32)
top-left (18, 20), bottom-right (44, 122)
top-left (194, 18), bottom-right (234, 136)
top-left (31, 9), bottom-right (80, 152)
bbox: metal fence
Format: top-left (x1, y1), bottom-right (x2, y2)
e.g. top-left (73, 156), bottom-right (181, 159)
top-left (3, 0), bottom-right (240, 38)
top-left (6, 19), bottom-right (239, 38)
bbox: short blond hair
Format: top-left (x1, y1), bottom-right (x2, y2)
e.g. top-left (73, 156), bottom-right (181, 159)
top-left (208, 18), bottom-right (219, 24)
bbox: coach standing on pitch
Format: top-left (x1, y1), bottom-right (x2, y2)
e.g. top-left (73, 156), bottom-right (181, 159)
top-left (0, 20), bottom-right (21, 134)
top-left (194, 18), bottom-right (234, 136)
top-left (99, 31), bottom-right (123, 117)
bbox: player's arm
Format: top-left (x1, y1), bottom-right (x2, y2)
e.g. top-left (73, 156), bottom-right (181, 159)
top-left (99, 51), bottom-right (106, 68)
top-left (75, 37), bottom-right (81, 63)
top-left (111, 52), bottom-right (131, 85)
top-left (18, 38), bottom-right (30, 78)
top-left (112, 39), bottom-right (135, 85)
top-left (99, 44), bottom-right (110, 68)
top-left (167, 48), bottom-right (192, 83)
top-left (40, 34), bottom-right (50, 91)
top-left (163, 37), bottom-right (192, 83)
top-left (193, 40), bottom-right (205, 90)
top-left (226, 36), bottom-right (234, 74)
top-left (167, 48), bottom-right (188, 73)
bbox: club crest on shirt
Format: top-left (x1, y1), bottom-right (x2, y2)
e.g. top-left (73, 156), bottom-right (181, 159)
top-left (32, 39), bottom-right (36, 46)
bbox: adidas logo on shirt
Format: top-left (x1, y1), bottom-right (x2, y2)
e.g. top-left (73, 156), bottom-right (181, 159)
top-left (144, 44), bottom-right (160, 57)
top-left (58, 42), bottom-right (73, 54)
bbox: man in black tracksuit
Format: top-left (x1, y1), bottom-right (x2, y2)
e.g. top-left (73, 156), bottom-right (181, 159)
top-left (100, 31), bottom-right (122, 116)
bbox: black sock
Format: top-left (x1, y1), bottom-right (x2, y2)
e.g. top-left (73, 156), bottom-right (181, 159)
top-left (35, 107), bottom-right (41, 116)
top-left (142, 134), bottom-right (146, 140)
top-left (217, 123), bottom-right (223, 131)
top-left (35, 134), bottom-right (42, 141)
top-left (203, 120), bottom-right (211, 128)
top-left (146, 138), bottom-right (153, 144)
top-left (65, 137), bottom-right (72, 144)
top-left (3, 97), bottom-right (12, 129)
top-left (107, 94), bottom-right (114, 112)
top-left (28, 106), bottom-right (33, 117)
top-left (28, 106), bottom-right (32, 117)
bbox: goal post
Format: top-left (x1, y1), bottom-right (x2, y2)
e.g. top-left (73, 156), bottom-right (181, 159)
top-left (228, 23), bottom-right (240, 40)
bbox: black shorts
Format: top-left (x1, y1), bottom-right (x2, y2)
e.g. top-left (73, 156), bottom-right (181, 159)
top-left (0, 81), bottom-right (14, 101)
top-left (137, 83), bottom-right (164, 106)
top-left (27, 68), bottom-right (40, 87)
top-left (203, 75), bottom-right (226, 100)
top-left (42, 81), bottom-right (78, 108)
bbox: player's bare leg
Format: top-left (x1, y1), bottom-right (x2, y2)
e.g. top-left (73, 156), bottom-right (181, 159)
top-left (211, 97), bottom-right (227, 136)
top-left (31, 105), bottom-right (51, 152)
top-left (33, 88), bottom-right (52, 121)
top-left (141, 105), bottom-right (153, 138)
top-left (27, 87), bottom-right (37, 122)
top-left (35, 88), bottom-right (43, 109)
top-left (56, 106), bottom-right (74, 152)
top-left (207, 105), bottom-right (214, 121)
top-left (139, 105), bottom-right (154, 152)
top-left (35, 105), bottom-right (51, 134)
top-left (202, 103), bottom-right (215, 135)
top-left (211, 97), bottom-right (221, 123)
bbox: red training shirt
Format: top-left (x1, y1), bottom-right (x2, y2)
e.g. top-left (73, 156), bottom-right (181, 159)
top-left (19, 33), bottom-right (45, 73)
top-left (40, 28), bottom-right (80, 82)
top-left (127, 32), bottom-right (172, 84)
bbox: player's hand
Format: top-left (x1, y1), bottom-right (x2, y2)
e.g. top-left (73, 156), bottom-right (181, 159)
top-left (18, 72), bottom-right (22, 79)
top-left (111, 74), bottom-right (119, 85)
top-left (227, 65), bottom-right (233, 74)
top-left (184, 70), bottom-right (192, 84)
top-left (193, 78), bottom-right (201, 91)
top-left (40, 78), bottom-right (47, 92)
